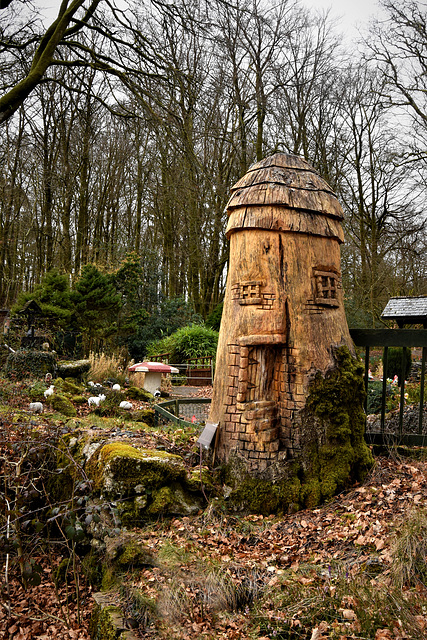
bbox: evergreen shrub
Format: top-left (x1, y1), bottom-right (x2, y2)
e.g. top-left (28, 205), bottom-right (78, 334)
top-left (385, 347), bottom-right (412, 385)
top-left (146, 324), bottom-right (218, 364)
top-left (367, 380), bottom-right (399, 414)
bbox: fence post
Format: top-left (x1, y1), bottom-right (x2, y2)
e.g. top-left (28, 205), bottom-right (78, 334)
top-left (380, 347), bottom-right (388, 434)
top-left (419, 346), bottom-right (426, 434)
top-left (399, 347), bottom-right (407, 437)
top-left (364, 346), bottom-right (370, 414)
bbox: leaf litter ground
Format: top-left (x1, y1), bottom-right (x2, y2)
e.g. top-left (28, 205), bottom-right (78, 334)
top-left (1, 397), bottom-right (426, 639)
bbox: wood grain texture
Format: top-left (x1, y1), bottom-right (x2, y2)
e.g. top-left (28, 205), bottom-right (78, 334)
top-left (209, 153), bottom-right (354, 475)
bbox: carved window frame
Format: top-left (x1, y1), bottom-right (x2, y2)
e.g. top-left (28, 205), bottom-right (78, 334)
top-left (238, 280), bottom-right (263, 305)
top-left (313, 270), bottom-right (339, 307)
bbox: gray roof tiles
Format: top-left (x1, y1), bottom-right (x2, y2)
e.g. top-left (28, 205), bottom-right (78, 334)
top-left (382, 296), bottom-right (427, 320)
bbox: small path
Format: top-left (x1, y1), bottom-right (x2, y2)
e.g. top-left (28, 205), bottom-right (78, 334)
top-left (169, 385), bottom-right (212, 398)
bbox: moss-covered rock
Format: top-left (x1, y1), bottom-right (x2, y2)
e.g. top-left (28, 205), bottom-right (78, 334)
top-left (105, 534), bottom-right (157, 568)
top-left (59, 378), bottom-right (85, 394)
top-left (126, 386), bottom-right (153, 402)
top-left (130, 408), bottom-right (155, 426)
top-left (90, 594), bottom-right (137, 640)
top-left (57, 359), bottom-right (90, 380)
top-left (147, 483), bottom-right (202, 516)
top-left (85, 442), bottom-right (204, 523)
top-left (71, 394), bottom-right (87, 405)
top-left (48, 393), bottom-right (77, 417)
top-left (86, 443), bottom-right (185, 493)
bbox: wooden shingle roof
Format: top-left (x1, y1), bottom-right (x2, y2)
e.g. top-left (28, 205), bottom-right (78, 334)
top-left (225, 153), bottom-right (344, 242)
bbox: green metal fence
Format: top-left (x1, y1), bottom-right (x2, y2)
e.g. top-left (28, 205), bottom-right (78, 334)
top-left (350, 329), bottom-right (427, 446)
top-left (154, 398), bottom-right (211, 428)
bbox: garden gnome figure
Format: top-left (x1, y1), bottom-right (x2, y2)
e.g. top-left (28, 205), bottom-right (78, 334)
top-left (209, 153), bottom-right (357, 477)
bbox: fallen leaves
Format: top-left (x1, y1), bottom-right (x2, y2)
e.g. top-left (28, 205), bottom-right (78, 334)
top-left (0, 556), bottom-right (93, 640)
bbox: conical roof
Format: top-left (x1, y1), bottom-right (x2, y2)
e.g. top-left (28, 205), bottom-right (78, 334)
top-left (225, 153), bottom-right (344, 242)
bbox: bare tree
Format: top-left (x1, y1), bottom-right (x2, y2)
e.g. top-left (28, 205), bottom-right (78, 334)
top-left (338, 64), bottom-right (426, 323)
top-left (367, 0), bottom-right (427, 165)
top-left (0, 0), bottom-right (103, 123)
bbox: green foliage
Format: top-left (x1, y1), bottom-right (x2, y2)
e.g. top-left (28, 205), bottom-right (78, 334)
top-left (28, 380), bottom-right (48, 401)
top-left (128, 297), bottom-right (202, 360)
top-left (5, 349), bottom-right (57, 380)
top-left (344, 295), bottom-right (376, 329)
top-left (71, 264), bottom-right (122, 352)
top-left (112, 252), bottom-right (150, 338)
top-left (386, 347), bottom-right (412, 385)
top-left (12, 269), bottom-right (74, 329)
top-left (206, 302), bottom-right (223, 331)
top-left (405, 380), bottom-right (427, 405)
top-left (367, 380), bottom-right (399, 414)
top-left (147, 324), bottom-right (218, 364)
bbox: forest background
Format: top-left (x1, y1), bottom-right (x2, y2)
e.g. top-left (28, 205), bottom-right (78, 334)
top-left (1, 0), bottom-right (427, 358)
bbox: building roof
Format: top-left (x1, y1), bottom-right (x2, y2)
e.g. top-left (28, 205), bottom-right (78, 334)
top-left (225, 153), bottom-right (344, 242)
top-left (381, 296), bottom-right (427, 326)
top-left (17, 299), bottom-right (42, 315)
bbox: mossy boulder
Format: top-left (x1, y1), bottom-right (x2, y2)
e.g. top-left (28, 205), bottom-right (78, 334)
top-left (130, 408), bottom-right (155, 426)
top-left (105, 534), bottom-right (156, 568)
top-left (85, 442), bottom-right (203, 524)
top-left (57, 378), bottom-right (85, 394)
top-left (126, 386), bottom-right (153, 402)
top-left (48, 393), bottom-right (77, 417)
top-left (223, 346), bottom-right (374, 515)
top-left (57, 359), bottom-right (90, 380)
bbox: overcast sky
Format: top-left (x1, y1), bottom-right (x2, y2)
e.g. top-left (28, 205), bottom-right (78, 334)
top-left (303, 0), bottom-right (383, 39)
top-left (37, 0), bottom-right (385, 42)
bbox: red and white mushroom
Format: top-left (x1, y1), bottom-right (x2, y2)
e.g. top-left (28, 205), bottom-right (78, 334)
top-left (128, 362), bottom-right (179, 394)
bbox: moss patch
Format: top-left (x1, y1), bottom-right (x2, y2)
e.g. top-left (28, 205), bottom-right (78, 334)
top-left (127, 386), bottom-right (153, 402)
top-left (130, 408), bottom-right (155, 426)
top-left (89, 599), bottom-right (131, 640)
top-left (48, 393), bottom-right (77, 417)
top-left (300, 346), bottom-right (374, 504)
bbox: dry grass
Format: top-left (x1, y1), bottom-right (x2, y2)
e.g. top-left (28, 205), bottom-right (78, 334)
top-left (88, 351), bottom-right (126, 383)
top-left (391, 506), bottom-right (427, 588)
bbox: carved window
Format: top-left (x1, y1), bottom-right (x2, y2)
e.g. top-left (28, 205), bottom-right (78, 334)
top-left (239, 281), bottom-right (262, 305)
top-left (313, 270), bottom-right (339, 307)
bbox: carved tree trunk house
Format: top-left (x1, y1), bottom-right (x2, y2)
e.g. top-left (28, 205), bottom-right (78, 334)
top-left (209, 153), bottom-right (361, 481)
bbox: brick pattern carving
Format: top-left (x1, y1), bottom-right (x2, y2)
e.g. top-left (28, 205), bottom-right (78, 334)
top-left (221, 341), bottom-right (305, 473)
top-left (232, 281), bottom-right (276, 310)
